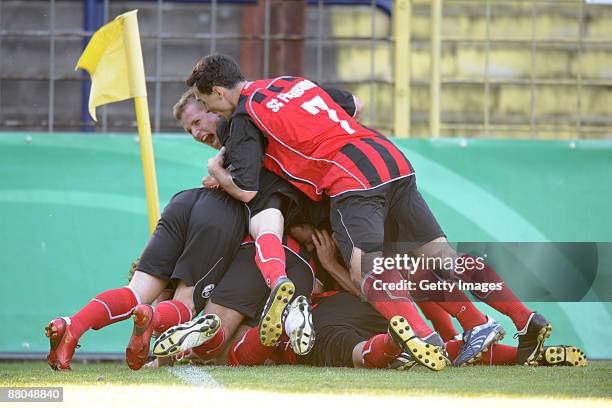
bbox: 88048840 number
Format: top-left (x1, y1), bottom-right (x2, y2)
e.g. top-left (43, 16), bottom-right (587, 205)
top-left (1, 387), bottom-right (63, 402)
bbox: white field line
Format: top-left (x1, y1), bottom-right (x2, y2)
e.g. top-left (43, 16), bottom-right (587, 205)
top-left (166, 365), bottom-right (221, 387)
top-left (56, 385), bottom-right (612, 408)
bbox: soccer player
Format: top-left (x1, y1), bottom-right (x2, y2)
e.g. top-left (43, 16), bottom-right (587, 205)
top-left (228, 230), bottom-right (585, 369)
top-left (45, 186), bottom-right (246, 370)
top-left (175, 86), bottom-right (356, 346)
top-left (152, 232), bottom-right (317, 361)
top-left (182, 54), bottom-right (476, 366)
top-left (230, 290), bottom-right (586, 369)
top-left (185, 53), bottom-right (552, 366)
top-left (45, 91), bottom-right (324, 371)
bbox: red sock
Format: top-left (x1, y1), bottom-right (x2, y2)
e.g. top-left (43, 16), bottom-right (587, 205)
top-left (460, 255), bottom-right (533, 330)
top-left (417, 302), bottom-right (458, 342)
top-left (437, 301), bottom-right (487, 332)
top-left (153, 300), bottom-right (192, 333)
top-left (362, 270), bottom-right (434, 338)
top-left (255, 232), bottom-right (287, 288)
top-left (445, 340), bottom-right (517, 365)
top-left (228, 326), bottom-right (276, 366)
top-left (191, 327), bottom-right (226, 359)
top-left (445, 339), bottom-right (462, 360)
top-left (362, 333), bottom-right (401, 368)
top-left (371, 301), bottom-right (433, 337)
top-left (269, 341), bottom-right (297, 365)
top-left (479, 344), bottom-right (517, 365)
top-left (69, 287), bottom-right (139, 339)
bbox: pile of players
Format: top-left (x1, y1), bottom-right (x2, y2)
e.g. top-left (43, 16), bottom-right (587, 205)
top-left (45, 54), bottom-right (587, 372)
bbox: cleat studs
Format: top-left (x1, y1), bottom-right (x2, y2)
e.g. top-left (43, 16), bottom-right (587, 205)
top-left (266, 316), bottom-right (271, 321)
top-left (432, 363), bottom-right (436, 367)
top-left (283, 299), bottom-right (288, 303)
top-left (263, 324), bottom-right (267, 328)
top-left (412, 348), bottom-right (417, 353)
top-left (399, 318), bottom-right (405, 323)
top-left (276, 324), bottom-right (281, 328)
top-left (425, 359), bottom-right (429, 363)
top-left (426, 352), bottom-right (430, 356)
top-left (399, 329), bottom-right (404, 334)
top-left (281, 287), bottom-right (286, 291)
top-left (288, 291), bottom-right (294, 295)
top-left (392, 321), bottom-right (398, 326)
top-left (425, 344), bottom-right (430, 349)
top-left (418, 354), bottom-right (423, 359)
top-left (277, 296), bottom-right (282, 300)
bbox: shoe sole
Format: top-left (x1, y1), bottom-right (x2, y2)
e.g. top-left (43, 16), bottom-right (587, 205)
top-left (125, 305), bottom-right (155, 370)
top-left (458, 328), bottom-right (506, 367)
top-left (259, 280), bottom-right (295, 346)
top-left (389, 316), bottom-right (449, 371)
top-left (152, 314), bottom-right (220, 357)
top-left (289, 298), bottom-right (315, 355)
top-left (45, 319), bottom-right (69, 371)
top-left (544, 346), bottom-right (587, 367)
top-left (523, 323), bottom-right (553, 366)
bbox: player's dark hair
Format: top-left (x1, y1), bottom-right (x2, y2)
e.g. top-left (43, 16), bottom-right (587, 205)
top-left (186, 54), bottom-right (245, 95)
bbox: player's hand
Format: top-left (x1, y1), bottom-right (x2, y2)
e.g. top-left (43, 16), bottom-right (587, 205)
top-left (202, 175), bottom-right (220, 189)
top-left (207, 146), bottom-right (225, 175)
top-left (312, 229), bottom-right (340, 270)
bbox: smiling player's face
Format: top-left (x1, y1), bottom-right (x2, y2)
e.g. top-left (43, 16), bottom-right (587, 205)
top-left (180, 103), bottom-right (221, 150)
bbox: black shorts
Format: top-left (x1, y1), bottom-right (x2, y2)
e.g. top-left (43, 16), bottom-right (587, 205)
top-left (205, 242), bottom-right (315, 322)
top-left (297, 292), bottom-right (388, 367)
top-left (248, 169), bottom-right (330, 229)
top-left (138, 188), bottom-right (247, 291)
top-left (330, 175), bottom-right (445, 265)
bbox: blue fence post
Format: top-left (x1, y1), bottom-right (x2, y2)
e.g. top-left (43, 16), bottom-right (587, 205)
top-left (81, 0), bottom-right (105, 132)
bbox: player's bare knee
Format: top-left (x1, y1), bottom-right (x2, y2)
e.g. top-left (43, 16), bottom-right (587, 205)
top-left (172, 282), bottom-right (196, 316)
top-left (128, 270), bottom-right (167, 304)
top-left (250, 208), bottom-right (284, 238)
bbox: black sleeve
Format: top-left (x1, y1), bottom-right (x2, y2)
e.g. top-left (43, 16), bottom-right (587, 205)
top-left (320, 85), bottom-right (357, 117)
top-left (215, 117), bottom-right (230, 144)
top-left (224, 112), bottom-right (265, 192)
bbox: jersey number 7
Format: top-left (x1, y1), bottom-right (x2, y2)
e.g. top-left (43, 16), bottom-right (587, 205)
top-left (301, 95), bottom-right (356, 135)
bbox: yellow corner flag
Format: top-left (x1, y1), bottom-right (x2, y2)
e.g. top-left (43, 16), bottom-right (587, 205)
top-left (76, 10), bottom-right (160, 234)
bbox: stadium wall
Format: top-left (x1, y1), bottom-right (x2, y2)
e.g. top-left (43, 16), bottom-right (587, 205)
top-left (0, 132), bottom-right (610, 358)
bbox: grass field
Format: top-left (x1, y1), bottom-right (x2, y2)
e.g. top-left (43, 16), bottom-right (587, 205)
top-left (1, 361), bottom-right (611, 407)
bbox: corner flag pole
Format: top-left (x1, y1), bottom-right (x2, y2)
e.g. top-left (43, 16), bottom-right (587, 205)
top-left (76, 9), bottom-right (160, 234)
top-left (122, 11), bottom-right (160, 234)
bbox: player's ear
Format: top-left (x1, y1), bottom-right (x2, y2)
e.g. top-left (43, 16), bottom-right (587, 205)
top-left (212, 85), bottom-right (224, 98)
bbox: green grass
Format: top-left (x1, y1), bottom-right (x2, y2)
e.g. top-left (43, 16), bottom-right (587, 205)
top-left (1, 361), bottom-right (611, 399)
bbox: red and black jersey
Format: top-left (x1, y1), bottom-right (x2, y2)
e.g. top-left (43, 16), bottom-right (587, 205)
top-left (241, 76), bottom-right (414, 201)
